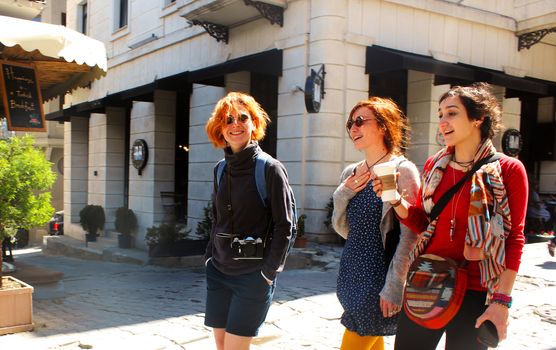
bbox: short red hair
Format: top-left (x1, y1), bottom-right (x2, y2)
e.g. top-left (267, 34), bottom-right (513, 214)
top-left (205, 92), bottom-right (270, 148)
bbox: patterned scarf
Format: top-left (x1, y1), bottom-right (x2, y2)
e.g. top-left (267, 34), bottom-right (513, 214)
top-left (412, 140), bottom-right (511, 302)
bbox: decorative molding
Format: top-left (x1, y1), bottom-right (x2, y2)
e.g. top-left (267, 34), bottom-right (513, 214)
top-left (244, 0), bottom-right (283, 27)
top-left (518, 27), bottom-right (556, 50)
top-left (503, 66), bottom-right (527, 78)
top-left (429, 50), bottom-right (459, 64)
top-left (190, 20), bottom-right (229, 44)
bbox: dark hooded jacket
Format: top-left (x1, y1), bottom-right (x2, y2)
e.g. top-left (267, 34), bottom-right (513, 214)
top-left (205, 142), bottom-right (294, 280)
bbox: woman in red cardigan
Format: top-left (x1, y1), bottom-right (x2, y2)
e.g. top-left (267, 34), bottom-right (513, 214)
top-left (373, 83), bottom-right (527, 350)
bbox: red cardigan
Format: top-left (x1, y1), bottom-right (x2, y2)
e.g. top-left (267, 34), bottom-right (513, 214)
top-left (401, 156), bottom-right (527, 291)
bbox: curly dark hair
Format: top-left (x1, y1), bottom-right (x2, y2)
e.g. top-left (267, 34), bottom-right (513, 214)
top-left (439, 82), bottom-right (502, 140)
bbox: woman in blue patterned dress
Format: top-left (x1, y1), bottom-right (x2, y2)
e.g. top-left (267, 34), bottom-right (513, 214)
top-left (332, 97), bottom-right (420, 350)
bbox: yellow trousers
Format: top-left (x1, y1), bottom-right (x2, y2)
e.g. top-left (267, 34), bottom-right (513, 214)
top-left (340, 329), bottom-right (385, 350)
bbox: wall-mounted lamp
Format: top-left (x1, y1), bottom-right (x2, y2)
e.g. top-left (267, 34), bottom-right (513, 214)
top-left (290, 85), bottom-right (304, 94)
top-left (304, 64), bottom-right (326, 113)
top-left (131, 139), bottom-right (148, 175)
top-left (128, 33), bottom-right (158, 49)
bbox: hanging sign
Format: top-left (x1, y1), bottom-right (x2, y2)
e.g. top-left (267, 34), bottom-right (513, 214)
top-left (132, 139), bottom-right (149, 175)
top-left (304, 65), bottom-right (326, 113)
top-left (502, 128), bottom-right (522, 157)
top-left (0, 60), bottom-right (46, 132)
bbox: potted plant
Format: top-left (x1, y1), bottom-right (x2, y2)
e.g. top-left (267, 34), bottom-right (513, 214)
top-left (114, 207), bottom-right (138, 249)
top-left (323, 197), bottom-right (345, 245)
top-left (323, 197), bottom-right (334, 231)
top-left (195, 201), bottom-right (213, 241)
top-left (79, 204), bottom-right (105, 242)
top-left (294, 214), bottom-right (308, 248)
top-left (0, 135), bottom-right (56, 334)
top-left (146, 221), bottom-right (209, 258)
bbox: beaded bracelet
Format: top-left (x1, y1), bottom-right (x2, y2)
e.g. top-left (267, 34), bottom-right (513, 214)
top-left (491, 292), bottom-right (512, 308)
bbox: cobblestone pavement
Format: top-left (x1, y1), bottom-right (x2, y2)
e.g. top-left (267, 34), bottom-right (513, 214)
top-left (0, 242), bottom-right (554, 350)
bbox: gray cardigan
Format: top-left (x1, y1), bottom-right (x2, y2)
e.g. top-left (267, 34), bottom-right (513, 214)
top-left (332, 156), bottom-right (421, 306)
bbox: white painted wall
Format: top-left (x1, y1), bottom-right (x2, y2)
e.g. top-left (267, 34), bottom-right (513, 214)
top-left (61, 0), bottom-right (556, 243)
top-left (187, 84), bottom-right (226, 236)
top-left (127, 90), bottom-right (177, 248)
top-left (87, 108), bottom-right (126, 233)
top-left (64, 117), bottom-right (89, 240)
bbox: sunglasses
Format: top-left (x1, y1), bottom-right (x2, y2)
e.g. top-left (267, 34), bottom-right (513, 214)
top-left (226, 113), bottom-right (250, 125)
top-left (346, 115), bottom-right (374, 130)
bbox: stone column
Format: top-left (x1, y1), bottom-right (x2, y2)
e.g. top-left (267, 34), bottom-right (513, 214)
top-left (278, 0), bottom-right (360, 242)
top-left (63, 117), bottom-right (89, 240)
top-left (87, 108), bottom-right (126, 233)
top-left (187, 84), bottom-right (225, 234)
top-left (406, 71), bottom-right (450, 169)
top-left (538, 97), bottom-right (555, 192)
top-left (128, 90), bottom-right (176, 248)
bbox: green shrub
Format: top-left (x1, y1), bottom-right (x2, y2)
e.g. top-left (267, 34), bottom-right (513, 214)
top-left (297, 214), bottom-right (307, 237)
top-left (195, 201), bottom-right (213, 240)
top-left (114, 207), bottom-right (138, 237)
top-left (323, 197), bottom-right (334, 230)
top-left (79, 204), bottom-right (105, 236)
top-left (0, 135), bottom-right (56, 268)
top-left (145, 223), bottom-right (189, 247)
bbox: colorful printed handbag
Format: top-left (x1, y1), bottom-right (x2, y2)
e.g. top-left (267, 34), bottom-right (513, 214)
top-left (403, 254), bottom-right (468, 329)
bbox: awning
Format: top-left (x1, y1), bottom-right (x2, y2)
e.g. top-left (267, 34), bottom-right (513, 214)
top-left (0, 15), bottom-right (107, 101)
top-left (47, 49), bottom-right (283, 121)
top-left (366, 45), bottom-right (555, 96)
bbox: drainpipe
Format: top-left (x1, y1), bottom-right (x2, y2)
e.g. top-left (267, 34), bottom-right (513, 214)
top-left (300, 0), bottom-right (311, 218)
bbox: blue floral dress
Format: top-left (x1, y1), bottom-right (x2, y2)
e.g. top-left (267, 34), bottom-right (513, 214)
top-left (336, 183), bottom-right (398, 336)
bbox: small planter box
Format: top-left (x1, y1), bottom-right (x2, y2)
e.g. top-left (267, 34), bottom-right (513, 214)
top-left (149, 239), bottom-right (208, 258)
top-left (0, 276), bottom-right (34, 335)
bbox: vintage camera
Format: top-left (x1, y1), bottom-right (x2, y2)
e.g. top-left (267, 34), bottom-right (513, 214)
top-left (230, 236), bottom-right (264, 260)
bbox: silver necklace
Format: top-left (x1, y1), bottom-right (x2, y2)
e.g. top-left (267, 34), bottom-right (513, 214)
top-left (449, 167), bottom-right (466, 242)
top-left (365, 152), bottom-right (389, 172)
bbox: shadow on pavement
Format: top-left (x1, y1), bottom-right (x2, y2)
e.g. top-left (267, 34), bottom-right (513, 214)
top-left (7, 249), bottom-right (339, 339)
top-left (536, 261), bottom-right (556, 270)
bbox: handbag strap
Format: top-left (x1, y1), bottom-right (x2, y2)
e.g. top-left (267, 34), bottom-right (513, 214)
top-left (429, 153), bottom-right (501, 222)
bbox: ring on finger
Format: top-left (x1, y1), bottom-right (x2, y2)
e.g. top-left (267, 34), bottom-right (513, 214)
top-left (354, 179), bottom-right (358, 184)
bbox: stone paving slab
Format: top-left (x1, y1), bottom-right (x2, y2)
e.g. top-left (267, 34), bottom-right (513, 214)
top-left (0, 242), bottom-right (554, 350)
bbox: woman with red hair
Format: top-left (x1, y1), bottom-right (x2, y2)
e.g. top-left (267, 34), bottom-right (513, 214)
top-left (204, 92), bottom-right (295, 350)
top-left (332, 97), bottom-right (420, 350)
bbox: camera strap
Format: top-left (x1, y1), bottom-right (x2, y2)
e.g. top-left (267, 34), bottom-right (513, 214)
top-left (227, 165), bottom-right (235, 237)
top-left (225, 162), bottom-right (272, 245)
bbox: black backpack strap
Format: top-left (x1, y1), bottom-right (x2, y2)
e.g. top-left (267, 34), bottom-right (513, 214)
top-left (429, 153), bottom-right (501, 222)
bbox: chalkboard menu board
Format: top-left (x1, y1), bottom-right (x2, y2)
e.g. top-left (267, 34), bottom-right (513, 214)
top-left (0, 60), bottom-right (46, 132)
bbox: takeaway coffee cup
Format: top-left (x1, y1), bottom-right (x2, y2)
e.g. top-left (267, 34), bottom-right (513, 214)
top-left (373, 160), bottom-right (399, 202)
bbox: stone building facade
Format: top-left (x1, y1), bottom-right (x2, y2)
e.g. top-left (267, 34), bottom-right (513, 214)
top-left (57, 0), bottom-right (556, 247)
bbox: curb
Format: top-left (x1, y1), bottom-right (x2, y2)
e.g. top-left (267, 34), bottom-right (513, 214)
top-left (42, 235), bottom-right (342, 270)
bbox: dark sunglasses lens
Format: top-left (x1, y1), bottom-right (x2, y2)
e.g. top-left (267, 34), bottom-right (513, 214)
top-left (346, 116), bottom-right (366, 130)
top-left (226, 116), bottom-right (234, 124)
top-left (239, 113), bottom-right (249, 122)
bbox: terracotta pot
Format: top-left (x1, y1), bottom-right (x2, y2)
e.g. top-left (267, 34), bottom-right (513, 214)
top-left (293, 236), bottom-right (308, 248)
top-left (0, 276), bottom-right (34, 335)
